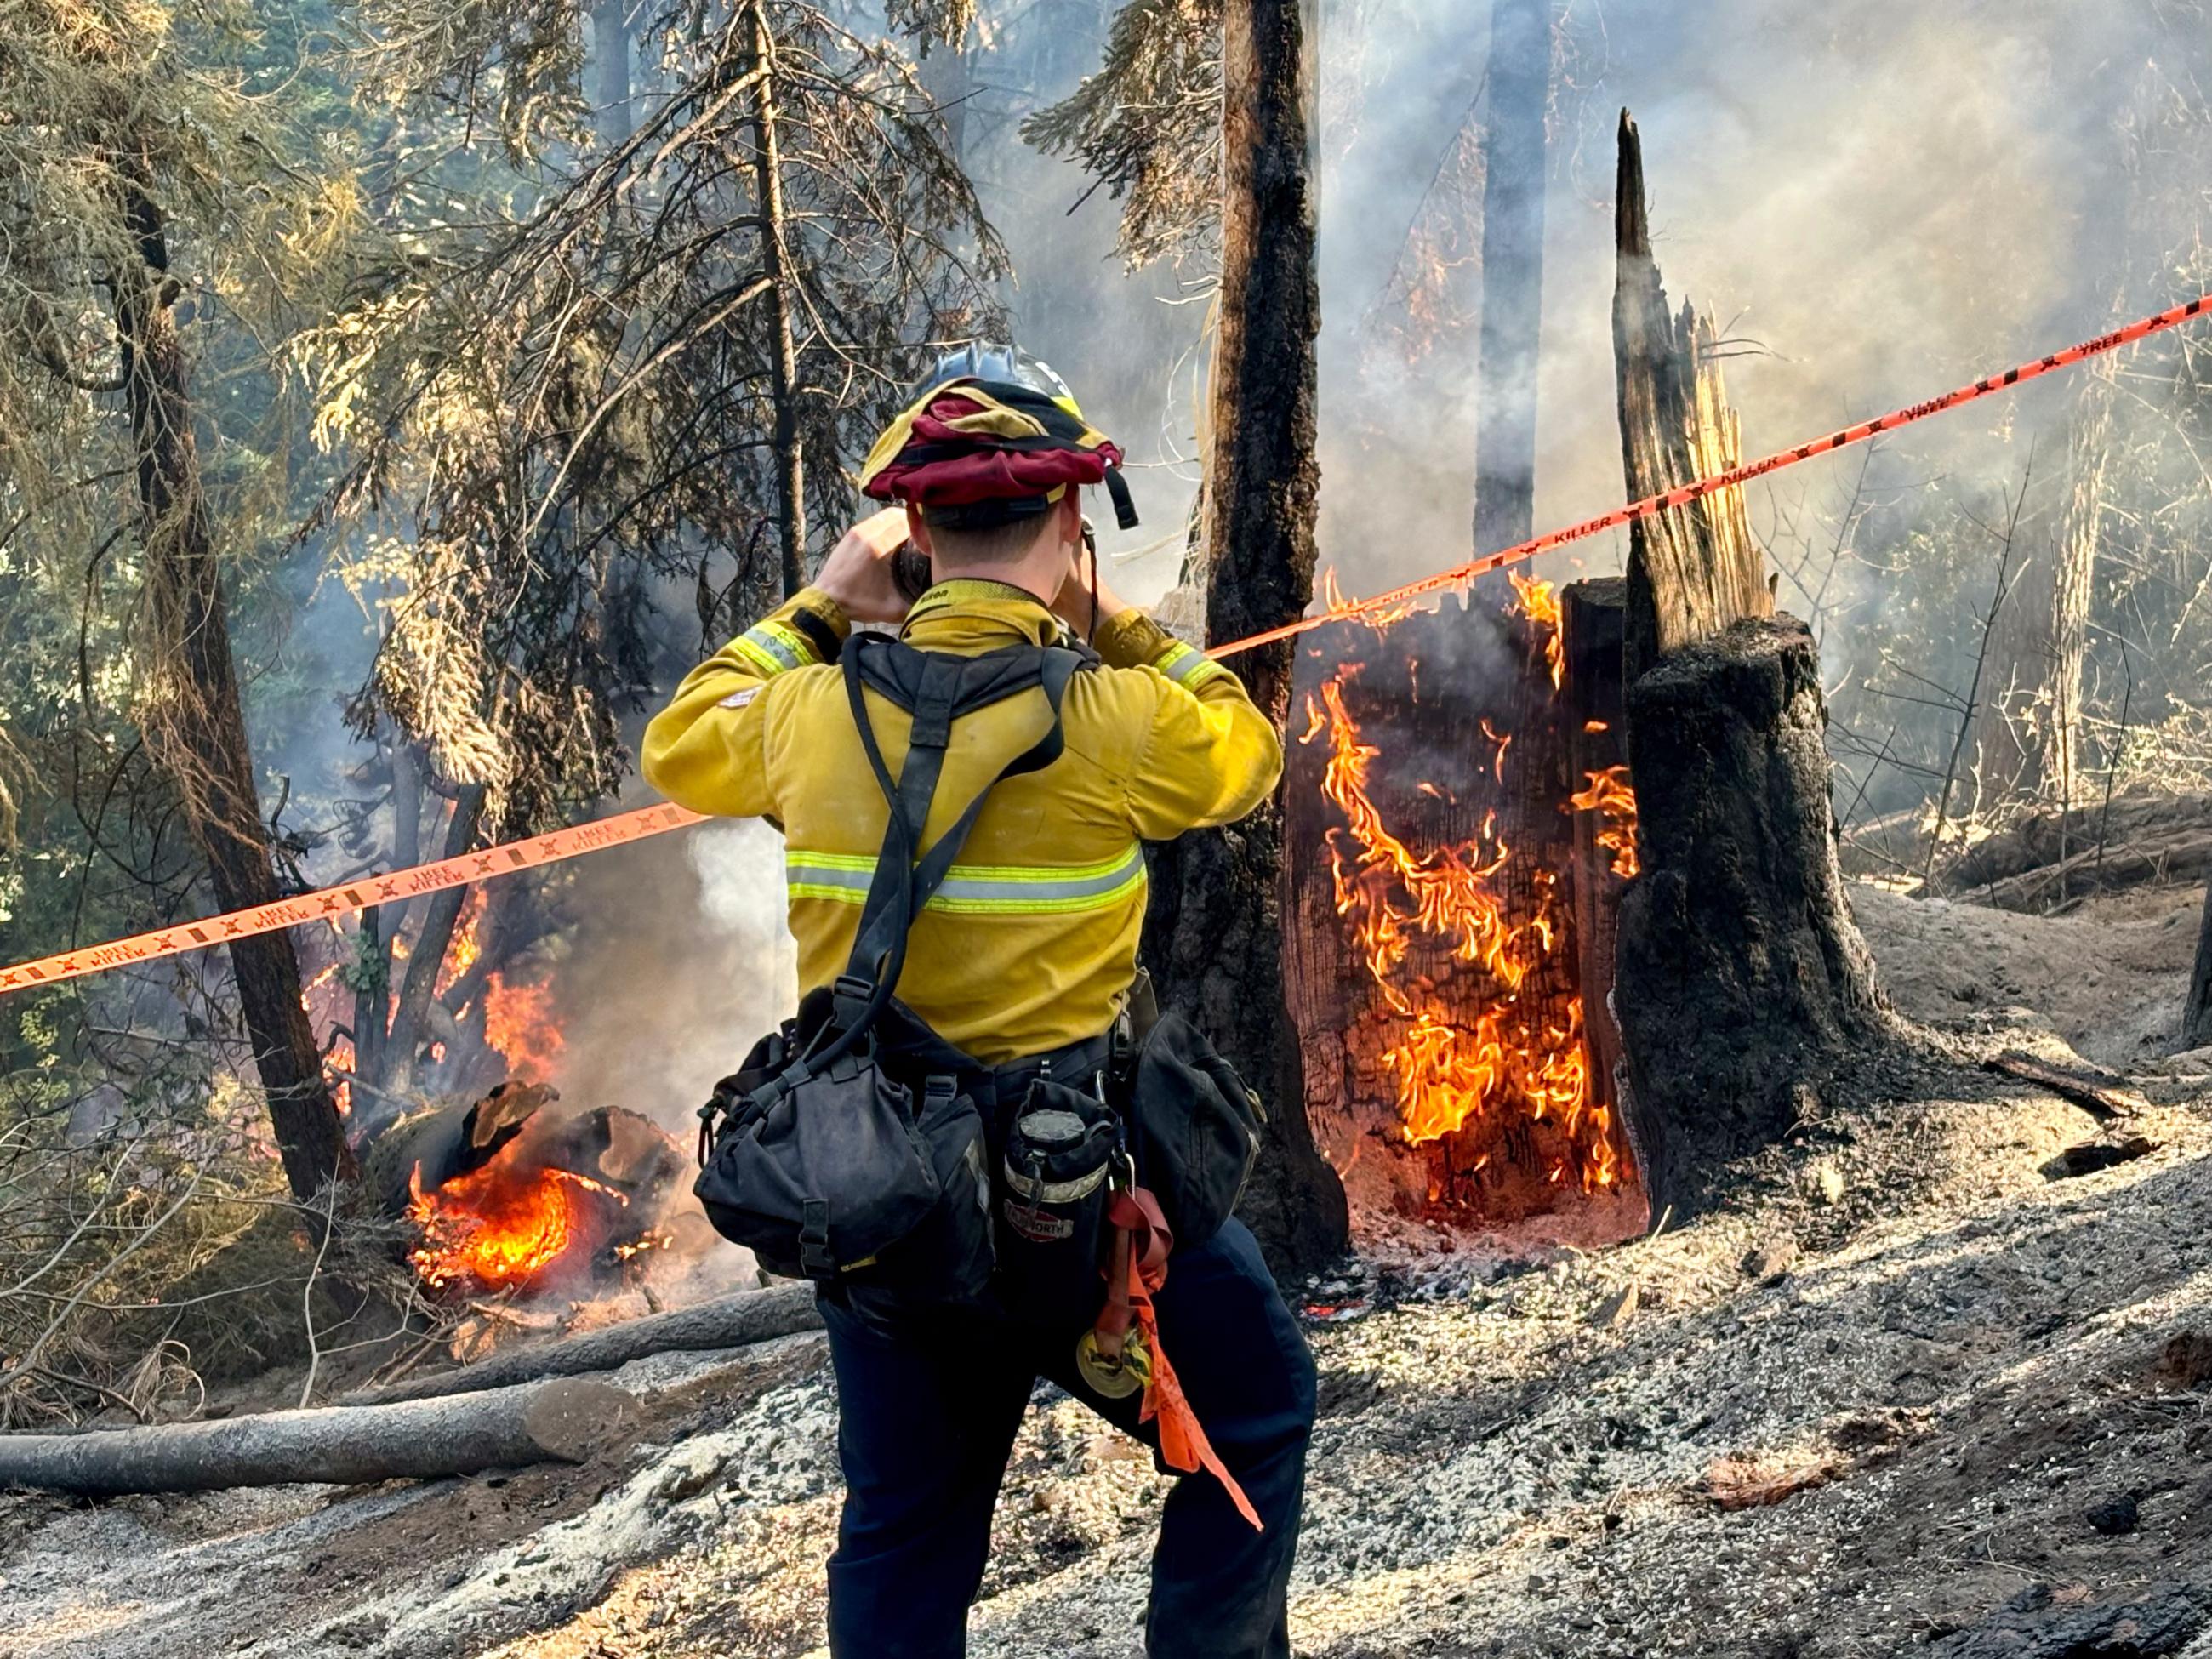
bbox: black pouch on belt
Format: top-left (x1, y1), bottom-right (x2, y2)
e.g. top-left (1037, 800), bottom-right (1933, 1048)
top-left (995, 1078), bottom-right (1120, 1325)
top-left (1115, 1012), bottom-right (1264, 1251)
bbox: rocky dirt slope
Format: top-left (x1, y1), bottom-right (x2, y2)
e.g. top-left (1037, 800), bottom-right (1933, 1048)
top-left (3, 881), bottom-right (2210, 1659)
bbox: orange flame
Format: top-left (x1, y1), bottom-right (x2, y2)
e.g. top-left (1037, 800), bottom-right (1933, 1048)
top-left (1570, 765), bottom-right (1641, 879)
top-left (436, 887), bottom-right (486, 999)
top-left (1508, 573), bottom-right (1564, 690)
top-left (408, 1151), bottom-right (625, 1291)
top-left (1310, 595), bottom-right (1626, 1191)
top-left (484, 972), bottom-right (565, 1081)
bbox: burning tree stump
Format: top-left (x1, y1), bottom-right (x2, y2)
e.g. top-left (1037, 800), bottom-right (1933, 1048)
top-left (362, 1084), bottom-right (690, 1297)
top-left (1285, 591), bottom-right (1638, 1228)
top-left (1607, 111), bottom-right (1892, 1220)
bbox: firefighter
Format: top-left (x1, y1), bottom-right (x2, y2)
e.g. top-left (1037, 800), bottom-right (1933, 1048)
top-left (642, 350), bottom-right (1315, 1659)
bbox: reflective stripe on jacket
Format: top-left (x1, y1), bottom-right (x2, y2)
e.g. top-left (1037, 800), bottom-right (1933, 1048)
top-left (640, 579), bottom-right (1283, 1063)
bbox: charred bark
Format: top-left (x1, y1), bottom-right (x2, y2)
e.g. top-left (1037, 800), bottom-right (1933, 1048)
top-left (1616, 621), bottom-right (1890, 1216)
top-left (1562, 578), bottom-right (1628, 1139)
top-left (1470, 0), bottom-right (1554, 564)
top-left (381, 786), bottom-right (486, 1092)
top-left (114, 177), bottom-right (352, 1202)
top-left (345, 1286), bottom-right (820, 1405)
top-left (1606, 114), bottom-right (1889, 1222)
top-left (1147, 0), bottom-right (1346, 1279)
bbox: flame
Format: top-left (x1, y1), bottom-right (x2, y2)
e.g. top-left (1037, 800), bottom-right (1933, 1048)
top-left (1508, 573), bottom-right (1564, 690)
top-left (1314, 671), bottom-right (1531, 1001)
top-left (1310, 595), bottom-right (1628, 1193)
top-left (484, 972), bottom-right (565, 1081)
top-left (1320, 566), bottom-right (1424, 631)
top-left (408, 1150), bottom-right (625, 1291)
top-left (436, 887), bottom-right (486, 998)
top-left (1570, 765), bottom-right (1642, 879)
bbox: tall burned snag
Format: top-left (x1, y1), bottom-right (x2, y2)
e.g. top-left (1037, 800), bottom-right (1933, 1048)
top-left (1607, 112), bottom-right (1890, 1219)
top-left (1145, 0), bottom-right (1348, 1277)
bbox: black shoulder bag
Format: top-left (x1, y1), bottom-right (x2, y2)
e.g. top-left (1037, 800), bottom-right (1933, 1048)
top-left (693, 636), bottom-right (1087, 1306)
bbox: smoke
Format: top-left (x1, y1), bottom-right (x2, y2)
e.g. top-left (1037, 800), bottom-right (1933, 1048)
top-left (547, 811), bottom-right (795, 1134)
top-left (244, 2), bottom-right (2212, 1154)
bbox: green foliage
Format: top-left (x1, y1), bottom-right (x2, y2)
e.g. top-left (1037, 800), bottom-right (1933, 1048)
top-left (1023, 0), bottom-right (1222, 270)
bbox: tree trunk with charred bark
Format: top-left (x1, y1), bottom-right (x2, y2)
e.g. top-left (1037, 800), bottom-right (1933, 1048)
top-left (382, 786), bottom-right (486, 1092)
top-left (748, 0), bottom-right (807, 598)
top-left (115, 180), bottom-right (353, 1203)
top-left (1147, 0), bottom-right (1346, 1280)
top-left (345, 1285), bottom-right (821, 1405)
top-left (1606, 113), bottom-right (1890, 1222)
top-left (1470, 0), bottom-right (1553, 566)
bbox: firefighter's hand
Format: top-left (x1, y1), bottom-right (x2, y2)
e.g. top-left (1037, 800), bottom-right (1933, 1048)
top-left (815, 509), bottom-right (914, 624)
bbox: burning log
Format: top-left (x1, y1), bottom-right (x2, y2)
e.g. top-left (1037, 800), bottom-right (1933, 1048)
top-left (343, 1284), bottom-right (822, 1407)
top-left (0, 1377), bottom-right (636, 1496)
top-left (362, 1083), bottom-right (691, 1297)
top-left (1606, 111), bottom-right (1893, 1220)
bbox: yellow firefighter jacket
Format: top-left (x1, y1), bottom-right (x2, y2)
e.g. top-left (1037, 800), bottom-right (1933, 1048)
top-left (641, 580), bottom-right (1282, 1064)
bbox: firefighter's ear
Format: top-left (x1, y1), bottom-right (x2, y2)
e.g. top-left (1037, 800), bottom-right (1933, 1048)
top-left (904, 499), bottom-right (934, 557)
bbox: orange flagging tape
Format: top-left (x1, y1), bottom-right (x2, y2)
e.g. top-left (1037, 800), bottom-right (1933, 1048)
top-left (1206, 290), bottom-right (2212, 661)
top-left (0, 803), bottom-right (704, 995)
top-left (4, 291), bottom-right (2209, 998)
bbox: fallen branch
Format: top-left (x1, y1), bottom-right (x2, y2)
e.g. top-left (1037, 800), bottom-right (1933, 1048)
top-left (0, 1376), bottom-right (635, 1496)
top-left (1968, 831), bottom-right (2212, 913)
top-left (1985, 1053), bottom-right (2148, 1120)
top-left (342, 1283), bottom-right (821, 1407)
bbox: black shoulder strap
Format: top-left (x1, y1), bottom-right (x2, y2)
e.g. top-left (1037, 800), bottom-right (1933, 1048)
top-left (827, 637), bottom-right (1083, 1040)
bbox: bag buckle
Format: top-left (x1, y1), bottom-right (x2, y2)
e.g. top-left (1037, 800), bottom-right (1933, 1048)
top-left (799, 1199), bottom-right (836, 1278)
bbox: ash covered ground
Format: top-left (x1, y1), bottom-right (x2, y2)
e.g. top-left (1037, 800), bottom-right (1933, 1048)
top-left (5, 880), bottom-right (2211, 1659)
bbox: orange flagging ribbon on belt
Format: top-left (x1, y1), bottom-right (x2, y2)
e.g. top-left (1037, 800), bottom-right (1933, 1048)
top-left (1102, 1188), bottom-right (1263, 1531)
top-left (5, 292), bottom-right (2209, 999)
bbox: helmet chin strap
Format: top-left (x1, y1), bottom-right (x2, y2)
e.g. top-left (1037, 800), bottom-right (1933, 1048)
top-left (1104, 465), bottom-right (1139, 531)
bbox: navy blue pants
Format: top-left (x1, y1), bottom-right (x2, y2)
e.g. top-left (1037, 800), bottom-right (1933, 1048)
top-left (818, 1218), bottom-right (1316, 1658)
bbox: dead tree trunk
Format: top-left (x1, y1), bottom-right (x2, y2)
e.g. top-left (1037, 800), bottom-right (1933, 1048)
top-left (1605, 112), bottom-right (1889, 1221)
top-left (1147, 0), bottom-right (1347, 1278)
top-left (114, 177), bottom-right (353, 1202)
top-left (2042, 356), bottom-right (2113, 827)
top-left (2186, 883), bottom-right (2212, 1052)
top-left (1470, 0), bottom-right (1553, 563)
top-left (0, 1377), bottom-right (635, 1496)
top-left (345, 1285), bottom-right (820, 1405)
top-left (748, 0), bottom-right (807, 598)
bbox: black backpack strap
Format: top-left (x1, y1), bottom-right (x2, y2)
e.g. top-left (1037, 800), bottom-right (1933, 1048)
top-left (824, 640), bottom-right (1083, 1046)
